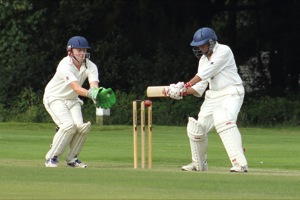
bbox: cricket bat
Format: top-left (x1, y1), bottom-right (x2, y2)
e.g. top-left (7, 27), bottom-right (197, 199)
top-left (146, 86), bottom-right (168, 97)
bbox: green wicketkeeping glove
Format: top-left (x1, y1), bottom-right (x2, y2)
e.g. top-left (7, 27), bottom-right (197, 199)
top-left (86, 87), bottom-right (99, 103)
top-left (87, 87), bottom-right (116, 109)
top-left (87, 87), bottom-right (116, 108)
top-left (96, 87), bottom-right (116, 108)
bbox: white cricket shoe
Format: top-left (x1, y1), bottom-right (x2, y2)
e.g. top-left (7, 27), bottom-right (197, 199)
top-left (67, 159), bottom-right (87, 168)
top-left (45, 157), bottom-right (58, 167)
top-left (230, 164), bottom-right (248, 172)
top-left (181, 162), bottom-right (208, 171)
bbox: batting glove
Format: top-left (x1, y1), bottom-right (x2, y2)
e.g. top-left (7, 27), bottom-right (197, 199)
top-left (178, 82), bottom-right (191, 96)
top-left (165, 83), bottom-right (183, 100)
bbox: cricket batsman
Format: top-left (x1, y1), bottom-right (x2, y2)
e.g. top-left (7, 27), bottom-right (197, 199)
top-left (165, 27), bottom-right (248, 172)
top-left (43, 36), bottom-right (116, 168)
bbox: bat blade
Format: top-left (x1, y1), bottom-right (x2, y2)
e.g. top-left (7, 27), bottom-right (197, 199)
top-left (146, 86), bottom-right (167, 97)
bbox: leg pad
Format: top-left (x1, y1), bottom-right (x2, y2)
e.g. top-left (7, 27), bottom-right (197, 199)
top-left (187, 117), bottom-right (207, 171)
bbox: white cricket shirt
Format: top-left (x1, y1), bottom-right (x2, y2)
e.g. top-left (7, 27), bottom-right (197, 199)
top-left (196, 42), bottom-right (242, 91)
top-left (44, 56), bottom-right (99, 99)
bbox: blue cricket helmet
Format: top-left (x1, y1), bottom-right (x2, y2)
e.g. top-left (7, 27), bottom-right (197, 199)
top-left (190, 27), bottom-right (218, 47)
top-left (67, 36), bottom-right (90, 49)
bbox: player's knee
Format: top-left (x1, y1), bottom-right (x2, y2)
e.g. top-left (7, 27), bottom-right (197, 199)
top-left (187, 117), bottom-right (206, 142)
top-left (76, 121), bottom-right (91, 135)
top-left (213, 108), bottom-right (237, 133)
top-left (61, 123), bottom-right (77, 135)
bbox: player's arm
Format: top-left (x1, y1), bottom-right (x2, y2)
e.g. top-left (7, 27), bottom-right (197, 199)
top-left (179, 75), bottom-right (202, 96)
top-left (186, 87), bottom-right (198, 95)
top-left (187, 80), bottom-right (208, 97)
top-left (85, 84), bottom-right (116, 109)
top-left (69, 81), bottom-right (89, 97)
top-left (186, 75), bottom-right (202, 87)
top-left (89, 81), bottom-right (99, 89)
top-left (69, 81), bottom-right (100, 98)
top-left (185, 75), bottom-right (201, 95)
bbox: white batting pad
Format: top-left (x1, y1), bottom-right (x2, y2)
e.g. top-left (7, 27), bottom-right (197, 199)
top-left (219, 127), bottom-right (247, 167)
top-left (213, 107), bottom-right (247, 167)
top-left (65, 122), bottom-right (91, 162)
top-left (187, 117), bottom-right (208, 171)
top-left (46, 124), bottom-right (77, 160)
top-left (213, 107), bottom-right (236, 133)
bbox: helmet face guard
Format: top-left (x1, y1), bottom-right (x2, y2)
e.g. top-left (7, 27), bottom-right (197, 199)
top-left (72, 51), bottom-right (90, 63)
top-left (190, 28), bottom-right (217, 58)
top-left (192, 39), bottom-right (216, 59)
top-left (192, 47), bottom-right (202, 59)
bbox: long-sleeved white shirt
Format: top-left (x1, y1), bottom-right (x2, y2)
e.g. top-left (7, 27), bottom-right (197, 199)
top-left (44, 56), bottom-right (99, 99)
top-left (196, 42), bottom-right (242, 92)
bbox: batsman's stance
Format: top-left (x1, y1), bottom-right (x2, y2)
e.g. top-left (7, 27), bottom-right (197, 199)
top-left (165, 27), bottom-right (248, 172)
top-left (43, 36), bottom-right (116, 168)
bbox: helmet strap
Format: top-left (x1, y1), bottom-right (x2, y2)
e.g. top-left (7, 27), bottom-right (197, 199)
top-left (72, 55), bottom-right (86, 65)
top-left (67, 46), bottom-right (88, 67)
top-left (67, 46), bottom-right (72, 56)
top-left (208, 39), bottom-right (216, 52)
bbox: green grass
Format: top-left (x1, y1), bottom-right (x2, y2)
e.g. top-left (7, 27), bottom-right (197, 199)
top-left (0, 122), bottom-right (300, 199)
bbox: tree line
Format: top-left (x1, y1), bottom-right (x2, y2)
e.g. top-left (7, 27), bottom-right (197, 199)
top-left (0, 0), bottom-right (299, 125)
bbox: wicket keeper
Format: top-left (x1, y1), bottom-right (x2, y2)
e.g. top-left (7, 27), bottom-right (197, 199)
top-left (43, 36), bottom-right (115, 168)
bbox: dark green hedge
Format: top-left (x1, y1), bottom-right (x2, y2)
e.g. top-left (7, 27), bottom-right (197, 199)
top-left (0, 89), bottom-right (299, 127)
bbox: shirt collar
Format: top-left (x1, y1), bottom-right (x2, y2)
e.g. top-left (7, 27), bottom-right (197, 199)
top-left (67, 56), bottom-right (86, 71)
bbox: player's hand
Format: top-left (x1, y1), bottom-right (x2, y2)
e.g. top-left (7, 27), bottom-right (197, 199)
top-left (87, 87), bottom-right (99, 101)
top-left (95, 87), bottom-right (116, 108)
top-left (165, 83), bottom-right (183, 100)
top-left (177, 82), bottom-right (191, 95)
top-left (87, 87), bottom-right (116, 108)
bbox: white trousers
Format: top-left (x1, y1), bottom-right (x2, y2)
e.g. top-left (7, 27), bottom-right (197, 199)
top-left (43, 97), bottom-right (84, 127)
top-left (197, 84), bottom-right (244, 133)
top-left (188, 84), bottom-right (246, 167)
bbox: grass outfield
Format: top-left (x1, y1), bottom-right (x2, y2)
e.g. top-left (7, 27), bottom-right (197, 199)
top-left (0, 122), bottom-right (300, 200)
